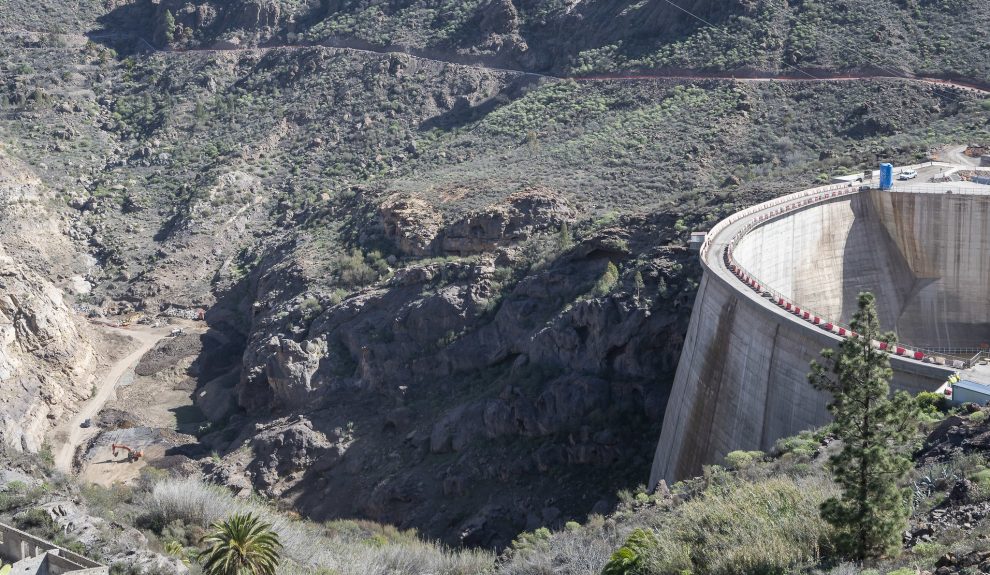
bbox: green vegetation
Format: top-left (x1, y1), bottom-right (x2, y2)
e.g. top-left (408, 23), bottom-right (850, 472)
top-left (601, 528), bottom-right (658, 575)
top-left (198, 513), bottom-right (282, 575)
top-left (336, 249), bottom-right (390, 289)
top-left (163, 10), bottom-right (176, 43)
top-left (809, 293), bottom-right (918, 559)
top-left (592, 261), bottom-right (620, 297)
top-left (0, 2), bottom-right (989, 568)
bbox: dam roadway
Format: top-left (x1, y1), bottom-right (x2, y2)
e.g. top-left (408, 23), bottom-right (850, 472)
top-left (649, 163), bottom-right (990, 486)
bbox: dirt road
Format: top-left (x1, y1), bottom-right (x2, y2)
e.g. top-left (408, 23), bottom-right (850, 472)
top-left (937, 145), bottom-right (982, 167)
top-left (53, 324), bottom-right (171, 473)
top-left (5, 27), bottom-right (989, 97)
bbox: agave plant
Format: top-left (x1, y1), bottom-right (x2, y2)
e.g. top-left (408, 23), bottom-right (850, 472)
top-left (163, 540), bottom-right (189, 565)
top-left (198, 512), bottom-right (282, 575)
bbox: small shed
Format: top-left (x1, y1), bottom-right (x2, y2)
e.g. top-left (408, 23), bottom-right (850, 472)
top-left (950, 379), bottom-right (990, 406)
top-left (689, 231), bottom-right (707, 252)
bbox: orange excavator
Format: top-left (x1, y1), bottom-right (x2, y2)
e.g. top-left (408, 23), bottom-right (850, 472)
top-left (111, 443), bottom-right (144, 462)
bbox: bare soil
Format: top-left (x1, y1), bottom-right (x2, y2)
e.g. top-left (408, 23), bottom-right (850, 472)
top-left (69, 319), bottom-right (208, 486)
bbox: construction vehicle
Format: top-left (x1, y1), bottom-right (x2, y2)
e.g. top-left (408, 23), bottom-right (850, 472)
top-left (111, 443), bottom-right (144, 462)
top-left (117, 312), bottom-right (143, 328)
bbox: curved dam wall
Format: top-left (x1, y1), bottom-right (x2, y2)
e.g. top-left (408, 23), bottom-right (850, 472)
top-left (649, 187), bottom-right (984, 486)
top-left (734, 191), bottom-right (990, 348)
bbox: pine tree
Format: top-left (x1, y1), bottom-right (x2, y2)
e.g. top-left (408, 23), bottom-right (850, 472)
top-left (556, 221), bottom-right (574, 253)
top-left (163, 10), bottom-right (177, 43)
top-left (809, 292), bottom-right (918, 560)
top-left (633, 270), bottom-right (645, 300)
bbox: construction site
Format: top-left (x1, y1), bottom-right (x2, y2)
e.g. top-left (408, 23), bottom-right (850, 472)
top-left (652, 152), bottom-right (990, 486)
top-left (48, 313), bottom-right (215, 487)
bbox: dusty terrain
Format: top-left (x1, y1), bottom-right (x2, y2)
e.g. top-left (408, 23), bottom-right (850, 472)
top-left (53, 324), bottom-right (170, 472)
top-left (73, 321), bottom-right (206, 486)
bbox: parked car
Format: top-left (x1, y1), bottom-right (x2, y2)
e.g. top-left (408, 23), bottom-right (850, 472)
top-left (81, 418), bottom-right (92, 428)
top-left (898, 169), bottom-right (918, 180)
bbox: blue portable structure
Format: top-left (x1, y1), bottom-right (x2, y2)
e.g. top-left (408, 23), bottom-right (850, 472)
top-left (880, 163), bottom-right (893, 190)
top-left (950, 379), bottom-right (990, 406)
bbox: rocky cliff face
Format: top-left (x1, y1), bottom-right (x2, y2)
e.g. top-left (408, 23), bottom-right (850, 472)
top-left (199, 200), bottom-right (695, 545)
top-left (123, 0), bottom-right (751, 71)
top-left (380, 188), bottom-right (575, 256)
top-left (0, 154), bottom-right (103, 453)
top-left (0, 248), bottom-right (98, 452)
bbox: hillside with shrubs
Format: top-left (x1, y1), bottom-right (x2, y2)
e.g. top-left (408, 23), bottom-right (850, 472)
top-left (0, 0), bottom-right (989, 571)
top-left (2, 394), bottom-right (990, 574)
top-left (9, 0), bottom-right (987, 81)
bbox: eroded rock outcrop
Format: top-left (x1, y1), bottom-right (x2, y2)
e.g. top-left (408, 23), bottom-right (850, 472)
top-left (379, 195), bottom-right (443, 256)
top-left (245, 416), bottom-right (352, 496)
top-left (0, 247), bottom-right (100, 452)
top-left (441, 188), bottom-right (575, 254)
top-left (217, 213), bottom-right (693, 546)
top-left (0, 150), bottom-right (102, 453)
top-left (380, 187), bottom-right (576, 257)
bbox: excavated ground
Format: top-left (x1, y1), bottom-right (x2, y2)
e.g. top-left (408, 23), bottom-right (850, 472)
top-left (74, 321), bottom-right (208, 486)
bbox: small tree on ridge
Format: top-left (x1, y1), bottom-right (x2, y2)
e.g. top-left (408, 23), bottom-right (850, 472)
top-left (809, 292), bottom-right (918, 560)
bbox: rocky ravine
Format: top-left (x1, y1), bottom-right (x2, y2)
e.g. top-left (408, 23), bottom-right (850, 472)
top-left (197, 189), bottom-right (696, 546)
top-left (0, 152), bottom-right (107, 453)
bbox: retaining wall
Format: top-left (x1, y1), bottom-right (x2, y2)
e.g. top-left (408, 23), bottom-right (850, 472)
top-left (0, 523), bottom-right (106, 575)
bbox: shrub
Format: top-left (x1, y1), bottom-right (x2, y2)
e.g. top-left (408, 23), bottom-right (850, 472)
top-left (640, 475), bottom-right (837, 575)
top-left (141, 477), bottom-right (494, 574)
top-left (723, 450), bottom-right (764, 470)
top-left (602, 528), bottom-right (662, 575)
top-left (916, 391), bottom-right (947, 420)
top-left (336, 249), bottom-right (389, 288)
top-left (593, 261), bottom-right (620, 297)
top-left (910, 541), bottom-right (945, 558)
top-left (970, 468), bottom-right (990, 499)
top-left (510, 527), bottom-right (553, 553)
top-left (970, 410), bottom-right (987, 423)
top-left (14, 508), bottom-right (58, 540)
top-left (774, 430), bottom-right (820, 458)
top-left (300, 296), bottom-right (323, 320)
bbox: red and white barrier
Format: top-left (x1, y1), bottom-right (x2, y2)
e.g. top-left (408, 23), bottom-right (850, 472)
top-left (709, 177), bottom-right (948, 367)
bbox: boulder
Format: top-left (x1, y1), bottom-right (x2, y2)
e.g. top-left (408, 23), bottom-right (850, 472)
top-left (441, 188), bottom-right (575, 255)
top-left (248, 416), bottom-right (349, 493)
top-left (379, 195), bottom-right (443, 256)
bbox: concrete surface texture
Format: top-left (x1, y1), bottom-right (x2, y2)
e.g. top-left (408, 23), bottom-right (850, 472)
top-left (0, 522), bottom-right (106, 574)
top-left (735, 190), bottom-right (990, 348)
top-left (650, 169), bottom-right (986, 486)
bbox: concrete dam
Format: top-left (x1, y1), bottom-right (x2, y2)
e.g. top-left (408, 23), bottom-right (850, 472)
top-left (650, 162), bottom-right (990, 486)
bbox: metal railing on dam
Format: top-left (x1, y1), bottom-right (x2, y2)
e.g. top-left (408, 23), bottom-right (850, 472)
top-left (699, 163), bottom-right (989, 370)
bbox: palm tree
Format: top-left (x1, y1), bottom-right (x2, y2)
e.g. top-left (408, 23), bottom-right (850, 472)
top-left (198, 513), bottom-right (282, 575)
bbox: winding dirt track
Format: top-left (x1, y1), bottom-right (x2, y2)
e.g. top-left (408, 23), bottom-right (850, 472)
top-left (4, 28), bottom-right (988, 96)
top-left (53, 325), bottom-right (170, 473)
